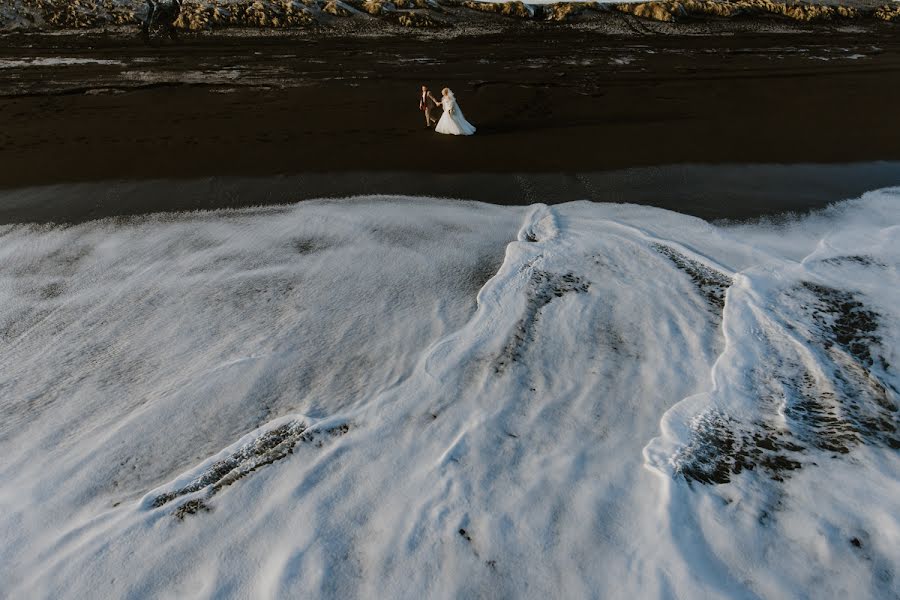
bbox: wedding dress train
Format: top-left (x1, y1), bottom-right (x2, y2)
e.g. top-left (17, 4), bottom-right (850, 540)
top-left (435, 90), bottom-right (476, 136)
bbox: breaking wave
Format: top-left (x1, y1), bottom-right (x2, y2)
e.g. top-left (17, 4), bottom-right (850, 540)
top-left (0, 190), bottom-right (897, 599)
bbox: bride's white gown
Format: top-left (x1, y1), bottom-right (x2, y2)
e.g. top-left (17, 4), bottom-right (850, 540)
top-left (435, 92), bottom-right (476, 136)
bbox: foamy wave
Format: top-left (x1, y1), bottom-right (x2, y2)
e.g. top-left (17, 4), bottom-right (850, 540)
top-left (0, 192), bottom-right (896, 598)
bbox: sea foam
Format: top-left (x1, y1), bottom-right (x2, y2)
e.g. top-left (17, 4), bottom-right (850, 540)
top-left (0, 192), bottom-right (896, 599)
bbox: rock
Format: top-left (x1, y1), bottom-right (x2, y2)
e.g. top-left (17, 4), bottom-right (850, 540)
top-left (322, 0), bottom-right (353, 16)
top-left (357, 0), bottom-right (391, 15)
top-left (543, 2), bottom-right (597, 21)
top-left (614, 0), bottom-right (862, 24)
top-left (462, 1), bottom-right (533, 19)
top-left (874, 3), bottom-right (900, 21)
top-left (0, 0), bottom-right (884, 31)
top-left (615, 2), bottom-right (678, 22)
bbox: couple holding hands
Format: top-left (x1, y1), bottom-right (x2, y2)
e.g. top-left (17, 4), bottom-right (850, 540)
top-left (419, 85), bottom-right (477, 136)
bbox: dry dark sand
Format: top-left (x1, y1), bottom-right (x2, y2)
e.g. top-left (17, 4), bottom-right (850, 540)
top-left (1, 25), bottom-right (899, 222)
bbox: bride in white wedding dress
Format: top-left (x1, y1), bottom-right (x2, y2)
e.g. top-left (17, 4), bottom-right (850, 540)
top-left (434, 88), bottom-right (476, 136)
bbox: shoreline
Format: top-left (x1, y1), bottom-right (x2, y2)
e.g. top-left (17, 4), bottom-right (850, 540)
top-left (2, 162), bottom-right (898, 224)
top-left (2, 28), bottom-right (900, 191)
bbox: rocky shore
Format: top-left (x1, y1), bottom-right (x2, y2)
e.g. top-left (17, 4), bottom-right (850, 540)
top-left (1, 0), bottom-right (898, 32)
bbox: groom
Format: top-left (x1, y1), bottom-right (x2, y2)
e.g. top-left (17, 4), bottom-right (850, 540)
top-left (419, 85), bottom-right (439, 128)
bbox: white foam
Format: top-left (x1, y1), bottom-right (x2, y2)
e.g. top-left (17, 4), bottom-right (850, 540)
top-left (0, 191), bottom-right (897, 599)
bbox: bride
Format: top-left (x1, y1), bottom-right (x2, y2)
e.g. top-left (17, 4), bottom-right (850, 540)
top-left (434, 88), bottom-right (476, 136)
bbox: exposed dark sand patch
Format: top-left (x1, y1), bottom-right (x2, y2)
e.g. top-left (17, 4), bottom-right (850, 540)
top-left (493, 270), bottom-right (590, 374)
top-left (819, 255), bottom-right (889, 269)
top-left (38, 281), bottom-right (65, 299)
top-left (674, 282), bottom-right (897, 486)
top-left (787, 283), bottom-right (898, 447)
top-left (150, 421), bottom-right (350, 509)
top-left (290, 237), bottom-right (330, 255)
top-left (0, 306), bottom-right (55, 344)
top-left (798, 281), bottom-right (886, 372)
top-left (652, 243), bottom-right (732, 314)
top-left (675, 411), bottom-right (804, 485)
top-left (12, 244), bottom-right (92, 278)
top-left (173, 498), bottom-right (211, 520)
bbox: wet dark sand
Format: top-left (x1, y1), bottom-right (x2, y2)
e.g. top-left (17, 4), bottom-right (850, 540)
top-left (2, 163), bottom-right (899, 224)
top-left (1, 26), bottom-right (899, 222)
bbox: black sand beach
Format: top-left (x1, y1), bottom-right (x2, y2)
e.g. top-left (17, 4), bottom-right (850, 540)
top-left (2, 7), bottom-right (900, 598)
top-left (1, 18), bottom-right (899, 221)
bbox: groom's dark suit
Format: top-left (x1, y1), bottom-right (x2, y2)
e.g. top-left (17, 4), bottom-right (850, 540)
top-left (419, 88), bottom-right (439, 127)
